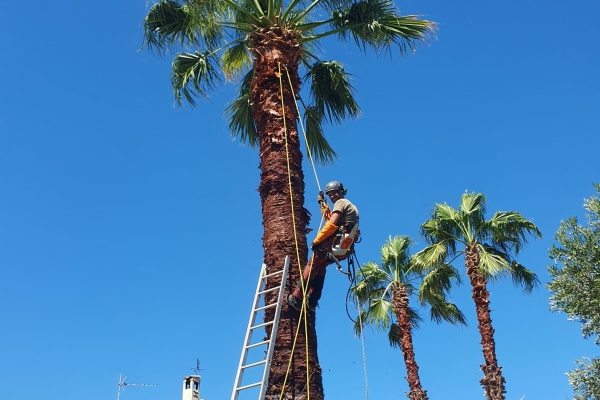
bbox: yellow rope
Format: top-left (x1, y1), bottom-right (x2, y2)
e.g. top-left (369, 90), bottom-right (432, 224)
top-left (281, 64), bottom-right (370, 400)
top-left (283, 67), bottom-right (322, 193)
top-left (277, 62), bottom-right (311, 400)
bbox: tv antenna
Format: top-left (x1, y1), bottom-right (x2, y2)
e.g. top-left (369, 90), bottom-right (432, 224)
top-left (117, 374), bottom-right (157, 400)
top-left (191, 358), bottom-right (203, 374)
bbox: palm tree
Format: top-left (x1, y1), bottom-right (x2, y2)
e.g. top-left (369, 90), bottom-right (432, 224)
top-left (351, 236), bottom-right (466, 400)
top-left (413, 193), bottom-right (541, 400)
top-left (140, 1), bottom-right (435, 398)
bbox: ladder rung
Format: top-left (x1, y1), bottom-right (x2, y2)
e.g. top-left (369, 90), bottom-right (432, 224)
top-left (254, 303), bottom-right (277, 312)
top-left (258, 286), bottom-right (280, 296)
top-left (246, 340), bottom-right (269, 350)
top-left (236, 381), bottom-right (262, 391)
top-left (250, 320), bottom-right (274, 330)
top-left (264, 269), bottom-right (284, 279)
top-left (241, 360), bottom-right (266, 370)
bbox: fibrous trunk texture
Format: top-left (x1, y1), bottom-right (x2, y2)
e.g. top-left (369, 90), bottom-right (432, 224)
top-left (465, 243), bottom-right (506, 400)
top-left (392, 285), bottom-right (429, 400)
top-left (249, 26), bottom-right (323, 400)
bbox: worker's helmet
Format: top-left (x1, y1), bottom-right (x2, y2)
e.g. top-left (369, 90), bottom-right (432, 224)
top-left (325, 181), bottom-right (347, 197)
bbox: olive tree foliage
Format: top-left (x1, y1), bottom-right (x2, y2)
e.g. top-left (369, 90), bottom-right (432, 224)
top-left (547, 184), bottom-right (600, 400)
top-left (567, 357), bottom-right (600, 400)
top-left (547, 183), bottom-right (600, 343)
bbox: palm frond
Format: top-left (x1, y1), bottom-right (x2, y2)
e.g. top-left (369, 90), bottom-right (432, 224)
top-left (419, 264), bottom-right (462, 301)
top-left (172, 51), bottom-right (222, 107)
top-left (380, 235), bottom-right (413, 276)
top-left (329, 0), bottom-right (435, 54)
top-left (353, 307), bottom-right (370, 336)
top-left (363, 297), bottom-right (395, 331)
top-left (303, 106), bottom-right (338, 165)
top-left (231, 0), bottom-right (266, 25)
top-left (408, 305), bottom-right (424, 329)
top-left (224, 69), bottom-right (258, 146)
top-left (509, 261), bottom-right (539, 293)
top-left (352, 261), bottom-right (392, 302)
top-left (385, 308), bottom-right (423, 348)
top-left (305, 61), bottom-right (361, 124)
top-left (143, 0), bottom-right (225, 54)
top-left (460, 192), bottom-right (486, 218)
top-left (425, 291), bottom-right (468, 326)
top-left (412, 243), bottom-right (448, 270)
top-left (460, 192), bottom-right (487, 238)
top-left (387, 322), bottom-right (401, 348)
top-left (477, 247), bottom-right (511, 278)
top-left (221, 41), bottom-right (252, 81)
top-left (486, 211), bottom-right (542, 255)
top-left (420, 218), bottom-right (455, 248)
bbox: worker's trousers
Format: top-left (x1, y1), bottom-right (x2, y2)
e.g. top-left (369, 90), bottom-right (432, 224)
top-left (292, 234), bottom-right (352, 303)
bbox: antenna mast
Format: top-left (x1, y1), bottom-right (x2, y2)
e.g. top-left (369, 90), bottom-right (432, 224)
top-left (117, 374), bottom-right (157, 400)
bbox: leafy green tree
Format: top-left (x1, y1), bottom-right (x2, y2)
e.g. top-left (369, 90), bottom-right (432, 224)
top-left (413, 193), bottom-right (541, 400)
top-left (567, 357), bottom-right (600, 400)
top-left (548, 183), bottom-right (600, 342)
top-left (140, 1), bottom-right (435, 398)
top-left (548, 184), bottom-right (600, 400)
top-left (351, 235), bottom-right (466, 400)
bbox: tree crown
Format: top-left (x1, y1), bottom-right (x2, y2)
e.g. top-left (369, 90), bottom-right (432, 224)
top-left (141, 0), bottom-right (435, 163)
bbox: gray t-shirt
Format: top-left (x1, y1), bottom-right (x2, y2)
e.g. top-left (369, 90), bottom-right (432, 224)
top-left (332, 198), bottom-right (359, 228)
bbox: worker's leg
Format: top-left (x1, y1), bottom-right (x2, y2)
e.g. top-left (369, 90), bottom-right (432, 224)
top-left (292, 254), bottom-right (327, 299)
top-left (308, 268), bottom-right (326, 308)
top-left (290, 235), bottom-right (336, 302)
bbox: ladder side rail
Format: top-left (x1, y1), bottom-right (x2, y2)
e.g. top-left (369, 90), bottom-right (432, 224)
top-left (259, 256), bottom-right (290, 400)
top-left (231, 264), bottom-right (267, 400)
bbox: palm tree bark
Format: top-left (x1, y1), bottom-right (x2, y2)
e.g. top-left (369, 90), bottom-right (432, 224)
top-left (392, 285), bottom-right (428, 400)
top-left (465, 243), bottom-right (506, 400)
top-left (249, 26), bottom-right (323, 400)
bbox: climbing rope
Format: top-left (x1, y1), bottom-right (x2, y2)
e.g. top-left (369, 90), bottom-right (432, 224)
top-left (273, 61), bottom-right (370, 400)
top-left (277, 62), bottom-right (313, 400)
top-left (356, 299), bottom-right (369, 400)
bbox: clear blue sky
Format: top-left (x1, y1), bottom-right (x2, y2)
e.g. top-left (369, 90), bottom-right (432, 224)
top-left (1, 0), bottom-right (599, 399)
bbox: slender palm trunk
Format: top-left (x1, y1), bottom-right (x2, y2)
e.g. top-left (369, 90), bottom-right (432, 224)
top-left (465, 243), bottom-right (506, 400)
top-left (392, 285), bottom-right (428, 400)
top-left (249, 26), bottom-right (323, 400)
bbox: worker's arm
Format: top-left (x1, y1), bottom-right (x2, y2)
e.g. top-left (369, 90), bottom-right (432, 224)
top-left (328, 211), bottom-right (341, 226)
top-left (312, 211), bottom-right (341, 246)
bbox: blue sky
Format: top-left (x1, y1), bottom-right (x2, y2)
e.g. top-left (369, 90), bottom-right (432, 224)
top-left (1, 0), bottom-right (599, 399)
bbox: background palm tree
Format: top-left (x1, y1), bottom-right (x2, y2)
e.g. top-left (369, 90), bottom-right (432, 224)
top-left (413, 193), bottom-right (541, 400)
top-left (351, 235), bottom-right (466, 400)
top-left (140, 0), bottom-right (435, 398)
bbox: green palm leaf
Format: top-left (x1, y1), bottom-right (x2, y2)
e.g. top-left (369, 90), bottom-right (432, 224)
top-left (412, 243), bottom-right (448, 269)
top-left (306, 61), bottom-right (360, 124)
top-left (172, 51), bottom-right (222, 107)
top-left (303, 106), bottom-right (338, 164)
top-left (224, 69), bottom-right (258, 146)
top-left (478, 248), bottom-right (510, 277)
top-left (330, 0), bottom-right (435, 53)
top-left (487, 211), bottom-right (542, 255)
top-left (221, 41), bottom-right (252, 80)
top-left (143, 0), bottom-right (225, 53)
top-left (509, 261), bottom-right (539, 293)
top-left (425, 291), bottom-right (467, 325)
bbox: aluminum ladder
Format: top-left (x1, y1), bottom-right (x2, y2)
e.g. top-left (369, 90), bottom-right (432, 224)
top-left (231, 256), bottom-right (290, 400)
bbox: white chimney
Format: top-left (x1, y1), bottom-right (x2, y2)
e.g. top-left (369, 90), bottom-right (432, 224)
top-left (182, 375), bottom-right (200, 400)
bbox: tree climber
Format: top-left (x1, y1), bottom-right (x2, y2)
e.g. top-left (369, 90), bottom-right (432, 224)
top-left (287, 181), bottom-right (360, 312)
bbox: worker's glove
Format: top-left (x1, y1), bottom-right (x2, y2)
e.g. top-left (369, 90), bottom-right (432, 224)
top-left (312, 220), bottom-right (338, 246)
top-left (317, 192), bottom-right (331, 219)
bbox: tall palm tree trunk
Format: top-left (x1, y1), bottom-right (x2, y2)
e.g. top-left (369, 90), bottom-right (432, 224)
top-left (249, 26), bottom-right (323, 400)
top-left (465, 243), bottom-right (506, 400)
top-left (392, 286), bottom-right (428, 400)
